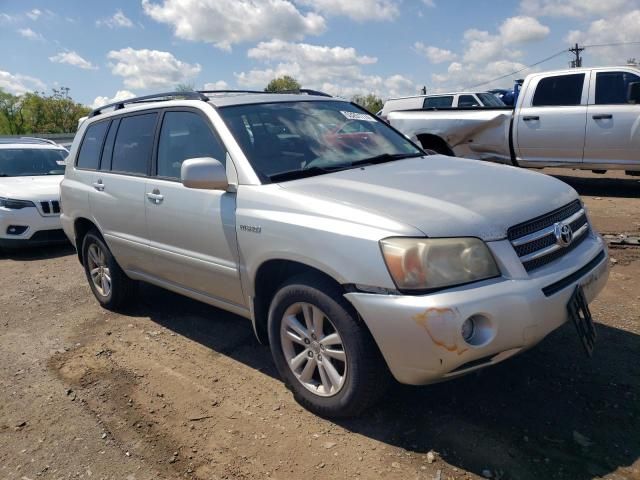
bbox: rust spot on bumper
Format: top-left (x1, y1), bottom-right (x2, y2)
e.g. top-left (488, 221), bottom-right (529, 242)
top-left (413, 307), bottom-right (469, 355)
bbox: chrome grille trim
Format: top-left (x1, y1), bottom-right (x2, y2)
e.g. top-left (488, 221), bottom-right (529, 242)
top-left (508, 200), bottom-right (590, 272)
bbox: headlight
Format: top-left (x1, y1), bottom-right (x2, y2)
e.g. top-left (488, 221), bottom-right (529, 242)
top-left (380, 237), bottom-right (500, 291)
top-left (0, 197), bottom-right (36, 210)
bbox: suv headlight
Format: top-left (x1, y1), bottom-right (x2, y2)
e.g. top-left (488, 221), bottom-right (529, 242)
top-left (380, 237), bottom-right (500, 291)
top-left (0, 197), bottom-right (36, 210)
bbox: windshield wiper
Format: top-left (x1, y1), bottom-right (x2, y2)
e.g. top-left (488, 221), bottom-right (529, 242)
top-left (269, 166), bottom-right (349, 183)
top-left (350, 152), bottom-right (423, 167)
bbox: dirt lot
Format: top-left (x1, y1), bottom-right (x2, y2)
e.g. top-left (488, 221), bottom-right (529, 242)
top-left (1, 169), bottom-right (639, 480)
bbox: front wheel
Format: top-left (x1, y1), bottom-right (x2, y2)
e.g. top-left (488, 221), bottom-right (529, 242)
top-left (268, 275), bottom-right (389, 417)
top-left (82, 231), bottom-right (136, 310)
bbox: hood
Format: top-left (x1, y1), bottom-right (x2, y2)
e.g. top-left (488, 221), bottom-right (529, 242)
top-left (278, 156), bottom-right (577, 240)
top-left (0, 175), bottom-right (63, 201)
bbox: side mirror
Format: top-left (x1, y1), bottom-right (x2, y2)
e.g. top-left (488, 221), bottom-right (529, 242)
top-left (181, 157), bottom-right (228, 190)
top-left (627, 82), bottom-right (640, 104)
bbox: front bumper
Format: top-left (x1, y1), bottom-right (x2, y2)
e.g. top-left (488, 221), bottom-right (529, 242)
top-left (0, 207), bottom-right (68, 248)
top-left (345, 231), bottom-right (609, 385)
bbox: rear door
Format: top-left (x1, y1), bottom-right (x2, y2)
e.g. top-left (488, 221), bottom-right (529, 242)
top-left (516, 72), bottom-right (589, 164)
top-left (90, 112), bottom-right (158, 272)
top-left (584, 69), bottom-right (640, 167)
top-left (144, 108), bottom-right (244, 306)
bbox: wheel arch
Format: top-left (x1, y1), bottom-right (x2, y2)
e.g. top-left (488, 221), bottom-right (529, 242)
top-left (73, 217), bottom-right (101, 264)
top-left (416, 133), bottom-right (455, 156)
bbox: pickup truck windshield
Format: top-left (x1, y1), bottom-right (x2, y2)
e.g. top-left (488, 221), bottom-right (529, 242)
top-left (477, 93), bottom-right (506, 107)
top-left (0, 149), bottom-right (67, 177)
top-left (219, 100), bottom-right (423, 182)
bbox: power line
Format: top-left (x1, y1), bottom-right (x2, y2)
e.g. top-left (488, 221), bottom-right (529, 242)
top-left (466, 49), bottom-right (569, 89)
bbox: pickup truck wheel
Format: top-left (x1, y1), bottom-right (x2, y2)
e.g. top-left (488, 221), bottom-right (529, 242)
top-left (82, 231), bottom-right (136, 310)
top-left (268, 275), bottom-right (388, 417)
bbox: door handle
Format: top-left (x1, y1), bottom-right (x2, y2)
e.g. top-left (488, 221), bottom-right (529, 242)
top-left (146, 190), bottom-right (164, 204)
top-left (92, 180), bottom-right (104, 191)
top-left (522, 116), bottom-right (540, 121)
top-left (592, 114), bottom-right (612, 120)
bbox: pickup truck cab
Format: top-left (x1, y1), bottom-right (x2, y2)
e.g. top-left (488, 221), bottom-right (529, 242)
top-left (380, 91), bottom-right (505, 119)
top-left (61, 90), bottom-right (609, 417)
top-left (388, 67), bottom-right (640, 174)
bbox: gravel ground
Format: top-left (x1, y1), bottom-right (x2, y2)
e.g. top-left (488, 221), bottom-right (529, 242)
top-left (0, 168), bottom-right (639, 480)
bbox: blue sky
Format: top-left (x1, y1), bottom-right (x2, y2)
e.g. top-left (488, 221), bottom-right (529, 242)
top-left (1, 0), bottom-right (639, 107)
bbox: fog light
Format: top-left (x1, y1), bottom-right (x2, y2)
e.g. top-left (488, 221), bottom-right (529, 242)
top-left (461, 317), bottom-right (476, 342)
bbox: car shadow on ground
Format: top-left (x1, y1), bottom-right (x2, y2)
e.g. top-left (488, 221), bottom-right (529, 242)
top-left (131, 283), bottom-right (639, 480)
top-left (551, 173), bottom-right (640, 199)
top-left (0, 243), bottom-right (75, 261)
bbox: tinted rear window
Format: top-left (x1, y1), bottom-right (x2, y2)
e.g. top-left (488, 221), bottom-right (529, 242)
top-left (111, 113), bottom-right (157, 175)
top-left (532, 74), bottom-right (585, 106)
top-left (77, 121), bottom-right (108, 170)
top-left (423, 96), bottom-right (454, 108)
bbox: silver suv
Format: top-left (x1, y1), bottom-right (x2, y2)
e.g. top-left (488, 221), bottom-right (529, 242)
top-left (61, 90), bottom-right (609, 417)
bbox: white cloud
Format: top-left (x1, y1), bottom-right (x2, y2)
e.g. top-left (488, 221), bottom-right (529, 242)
top-left (422, 0), bottom-right (436, 6)
top-left (414, 42), bottom-right (457, 64)
top-left (107, 48), bottom-right (201, 90)
top-left (49, 51), bottom-right (98, 70)
top-left (91, 90), bottom-right (137, 109)
top-left (203, 80), bottom-right (229, 90)
top-left (520, 0), bottom-right (635, 18)
top-left (565, 9), bottom-right (640, 64)
top-left (235, 40), bottom-right (414, 98)
top-left (0, 70), bottom-right (46, 95)
top-left (499, 16), bottom-right (550, 43)
top-left (294, 0), bottom-right (400, 21)
top-left (26, 8), bottom-right (41, 20)
top-left (431, 60), bottom-right (529, 90)
top-left (97, 9), bottom-right (134, 28)
top-left (18, 27), bottom-right (44, 41)
top-left (142, 0), bottom-right (325, 50)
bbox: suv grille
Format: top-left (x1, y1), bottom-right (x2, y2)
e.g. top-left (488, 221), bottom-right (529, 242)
top-left (40, 200), bottom-right (61, 216)
top-left (508, 200), bottom-right (589, 272)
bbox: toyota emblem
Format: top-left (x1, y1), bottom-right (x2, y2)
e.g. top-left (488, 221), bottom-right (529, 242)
top-left (554, 222), bottom-right (574, 247)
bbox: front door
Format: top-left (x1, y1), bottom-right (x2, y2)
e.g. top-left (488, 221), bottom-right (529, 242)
top-left (584, 69), bottom-right (640, 167)
top-left (144, 109), bottom-right (244, 306)
top-left (516, 72), bottom-right (588, 165)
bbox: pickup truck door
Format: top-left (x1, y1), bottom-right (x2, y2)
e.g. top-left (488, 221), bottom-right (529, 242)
top-left (144, 109), bottom-right (245, 307)
top-left (516, 72), bottom-right (589, 164)
top-left (584, 69), bottom-right (640, 167)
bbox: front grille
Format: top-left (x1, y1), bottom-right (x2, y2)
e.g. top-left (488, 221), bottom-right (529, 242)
top-left (508, 200), bottom-right (590, 272)
top-left (39, 200), bottom-right (61, 216)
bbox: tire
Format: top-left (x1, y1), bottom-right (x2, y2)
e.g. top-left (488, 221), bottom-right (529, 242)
top-left (268, 274), bottom-right (389, 417)
top-left (82, 230), bottom-right (136, 310)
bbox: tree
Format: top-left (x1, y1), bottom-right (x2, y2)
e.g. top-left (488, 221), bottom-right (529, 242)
top-left (0, 87), bottom-right (90, 134)
top-left (351, 93), bottom-right (384, 114)
top-left (175, 83), bottom-right (195, 92)
top-left (265, 75), bottom-right (301, 93)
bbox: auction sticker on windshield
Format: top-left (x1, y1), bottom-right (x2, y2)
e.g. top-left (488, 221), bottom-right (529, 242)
top-left (340, 111), bottom-right (376, 122)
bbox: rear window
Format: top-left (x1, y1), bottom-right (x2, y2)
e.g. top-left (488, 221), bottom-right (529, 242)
top-left (423, 96), bottom-right (454, 108)
top-left (532, 74), bottom-right (585, 106)
top-left (111, 113), bottom-right (157, 175)
top-left (77, 121), bottom-right (108, 170)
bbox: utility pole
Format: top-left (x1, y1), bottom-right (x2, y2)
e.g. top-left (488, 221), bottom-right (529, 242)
top-left (569, 43), bottom-right (584, 68)
top-left (420, 85), bottom-right (427, 95)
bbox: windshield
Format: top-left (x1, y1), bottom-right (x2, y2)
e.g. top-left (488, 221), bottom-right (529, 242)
top-left (477, 93), bottom-right (506, 107)
top-left (0, 148), bottom-right (67, 177)
top-left (219, 100), bottom-right (423, 182)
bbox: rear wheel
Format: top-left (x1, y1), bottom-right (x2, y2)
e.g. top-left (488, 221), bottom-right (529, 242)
top-left (268, 274), bottom-right (389, 417)
top-left (82, 231), bottom-right (136, 310)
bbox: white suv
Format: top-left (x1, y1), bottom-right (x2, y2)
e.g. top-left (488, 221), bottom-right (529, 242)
top-left (0, 137), bottom-right (69, 249)
top-left (61, 90), bottom-right (609, 417)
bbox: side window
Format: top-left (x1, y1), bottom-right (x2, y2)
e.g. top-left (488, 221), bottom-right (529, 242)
top-left (532, 74), bottom-right (585, 106)
top-left (156, 111), bottom-right (226, 179)
top-left (423, 96), bottom-right (454, 108)
top-left (458, 95), bottom-right (480, 107)
top-left (111, 113), bottom-right (157, 175)
top-left (99, 118), bottom-right (119, 171)
top-left (595, 71), bottom-right (640, 105)
top-left (76, 121), bottom-right (108, 170)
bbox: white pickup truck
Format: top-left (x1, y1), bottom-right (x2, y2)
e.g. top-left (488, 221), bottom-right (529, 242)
top-left (388, 66), bottom-right (640, 175)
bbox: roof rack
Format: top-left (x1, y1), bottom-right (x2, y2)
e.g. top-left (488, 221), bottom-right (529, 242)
top-left (0, 137), bottom-right (59, 146)
top-left (89, 91), bottom-right (209, 117)
top-left (88, 88), bottom-right (334, 118)
top-left (198, 88), bottom-right (333, 97)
